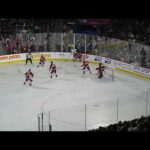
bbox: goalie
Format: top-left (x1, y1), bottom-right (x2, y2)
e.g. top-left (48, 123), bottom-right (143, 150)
top-left (96, 63), bottom-right (105, 79)
top-left (73, 50), bottom-right (82, 62)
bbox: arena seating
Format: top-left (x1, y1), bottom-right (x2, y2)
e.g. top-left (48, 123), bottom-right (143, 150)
top-left (90, 115), bottom-right (150, 132)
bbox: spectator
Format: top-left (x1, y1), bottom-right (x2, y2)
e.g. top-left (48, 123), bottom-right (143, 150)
top-left (90, 115), bottom-right (150, 132)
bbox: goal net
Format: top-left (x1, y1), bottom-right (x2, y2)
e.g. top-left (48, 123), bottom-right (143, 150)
top-left (104, 65), bottom-right (115, 81)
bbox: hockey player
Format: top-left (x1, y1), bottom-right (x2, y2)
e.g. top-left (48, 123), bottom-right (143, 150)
top-left (73, 52), bottom-right (82, 62)
top-left (24, 69), bottom-right (34, 86)
top-left (96, 63), bottom-right (105, 78)
top-left (37, 54), bottom-right (46, 67)
top-left (49, 61), bottom-right (53, 70)
top-left (77, 52), bottom-right (82, 62)
top-left (81, 60), bottom-right (91, 74)
top-left (81, 58), bottom-right (86, 67)
top-left (49, 62), bottom-right (57, 78)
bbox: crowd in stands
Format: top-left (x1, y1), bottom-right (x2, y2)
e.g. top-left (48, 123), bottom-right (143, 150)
top-left (73, 19), bottom-right (150, 46)
top-left (90, 115), bottom-right (150, 132)
top-left (101, 19), bottom-right (150, 45)
top-left (1, 19), bottom-right (150, 45)
top-left (0, 19), bottom-right (150, 69)
top-left (0, 18), bottom-right (74, 36)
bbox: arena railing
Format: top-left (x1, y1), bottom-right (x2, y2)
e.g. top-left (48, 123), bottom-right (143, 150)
top-left (0, 33), bottom-right (150, 69)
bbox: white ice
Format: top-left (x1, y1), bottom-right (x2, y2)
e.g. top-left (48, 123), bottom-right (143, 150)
top-left (0, 60), bottom-right (150, 131)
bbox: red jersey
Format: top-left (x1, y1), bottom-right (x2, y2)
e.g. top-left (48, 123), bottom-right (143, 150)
top-left (25, 71), bottom-right (34, 78)
top-left (51, 64), bottom-right (56, 70)
top-left (77, 53), bottom-right (82, 60)
top-left (49, 61), bottom-right (54, 70)
top-left (96, 64), bottom-right (105, 72)
top-left (81, 59), bottom-right (86, 67)
top-left (84, 61), bottom-right (89, 67)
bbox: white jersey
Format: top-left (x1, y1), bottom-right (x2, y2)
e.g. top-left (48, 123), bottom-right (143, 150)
top-left (26, 53), bottom-right (32, 59)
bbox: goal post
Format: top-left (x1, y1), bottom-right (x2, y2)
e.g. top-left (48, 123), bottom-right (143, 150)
top-left (104, 65), bottom-right (115, 81)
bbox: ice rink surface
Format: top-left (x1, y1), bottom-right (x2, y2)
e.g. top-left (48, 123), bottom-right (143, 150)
top-left (0, 60), bottom-right (150, 131)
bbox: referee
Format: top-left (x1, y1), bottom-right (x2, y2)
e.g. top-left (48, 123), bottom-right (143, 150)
top-left (26, 52), bottom-right (33, 65)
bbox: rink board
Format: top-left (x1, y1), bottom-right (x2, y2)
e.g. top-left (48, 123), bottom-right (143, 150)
top-left (0, 52), bottom-right (150, 80)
